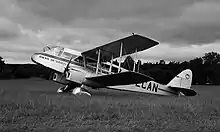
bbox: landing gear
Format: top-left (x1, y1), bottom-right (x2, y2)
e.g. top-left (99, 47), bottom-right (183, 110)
top-left (57, 85), bottom-right (69, 93)
top-left (178, 91), bottom-right (184, 96)
top-left (72, 86), bottom-right (91, 96)
top-left (57, 84), bottom-right (91, 96)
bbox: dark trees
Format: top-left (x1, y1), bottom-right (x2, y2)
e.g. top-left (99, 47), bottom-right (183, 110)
top-left (1, 52), bottom-right (220, 85)
top-left (0, 56), bottom-right (5, 72)
top-left (202, 52), bottom-right (220, 65)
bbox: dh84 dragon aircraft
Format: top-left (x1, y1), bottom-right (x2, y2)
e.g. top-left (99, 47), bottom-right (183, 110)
top-left (31, 34), bottom-right (197, 96)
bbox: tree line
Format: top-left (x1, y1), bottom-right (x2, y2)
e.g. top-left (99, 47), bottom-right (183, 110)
top-left (0, 51), bottom-right (219, 85)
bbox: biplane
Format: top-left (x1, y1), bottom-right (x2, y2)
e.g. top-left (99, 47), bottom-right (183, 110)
top-left (31, 34), bottom-right (197, 96)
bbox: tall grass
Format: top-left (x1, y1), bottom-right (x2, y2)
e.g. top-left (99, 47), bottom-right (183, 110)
top-left (0, 79), bottom-right (220, 131)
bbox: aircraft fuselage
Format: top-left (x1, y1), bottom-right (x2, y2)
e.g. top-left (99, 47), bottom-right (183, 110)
top-left (109, 81), bottom-right (177, 96)
top-left (31, 46), bottom-right (188, 96)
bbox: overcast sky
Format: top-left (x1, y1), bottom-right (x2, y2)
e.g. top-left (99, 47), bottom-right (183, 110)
top-left (1, 0), bottom-right (220, 63)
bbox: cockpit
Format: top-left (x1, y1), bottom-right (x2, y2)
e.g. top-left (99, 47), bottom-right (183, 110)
top-left (43, 46), bottom-right (55, 52)
top-left (43, 46), bottom-right (63, 55)
top-left (43, 46), bottom-right (78, 60)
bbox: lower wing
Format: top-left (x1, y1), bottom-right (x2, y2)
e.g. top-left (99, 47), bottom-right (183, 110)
top-left (86, 71), bottom-right (154, 86)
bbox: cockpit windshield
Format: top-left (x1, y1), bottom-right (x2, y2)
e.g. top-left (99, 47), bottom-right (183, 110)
top-left (43, 46), bottom-right (64, 56)
top-left (43, 46), bottom-right (57, 52)
top-left (43, 46), bottom-right (79, 60)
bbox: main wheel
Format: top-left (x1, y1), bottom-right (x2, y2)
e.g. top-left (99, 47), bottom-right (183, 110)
top-left (57, 85), bottom-right (69, 93)
top-left (57, 86), bottom-right (65, 93)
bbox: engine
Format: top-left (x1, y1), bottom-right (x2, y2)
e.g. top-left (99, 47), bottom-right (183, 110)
top-left (65, 70), bottom-right (85, 84)
top-left (51, 72), bottom-right (69, 84)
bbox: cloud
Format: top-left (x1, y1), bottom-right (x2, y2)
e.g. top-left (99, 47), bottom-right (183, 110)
top-left (138, 41), bottom-right (220, 62)
top-left (14, 0), bottom-right (220, 45)
top-left (20, 26), bottom-right (127, 51)
top-left (159, 1), bottom-right (220, 44)
top-left (0, 29), bottom-right (18, 40)
top-left (0, 17), bottom-right (20, 40)
top-left (16, 0), bottom-right (99, 23)
top-left (1, 51), bottom-right (32, 64)
top-left (17, 0), bottom-right (196, 21)
top-left (0, 0), bottom-right (220, 63)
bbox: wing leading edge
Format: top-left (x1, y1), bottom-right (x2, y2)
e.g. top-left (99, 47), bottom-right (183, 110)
top-left (82, 34), bottom-right (159, 62)
top-left (85, 71), bottom-right (154, 87)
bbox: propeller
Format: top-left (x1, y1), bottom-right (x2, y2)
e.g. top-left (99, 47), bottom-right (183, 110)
top-left (60, 56), bottom-right (74, 80)
top-left (64, 56), bottom-right (73, 74)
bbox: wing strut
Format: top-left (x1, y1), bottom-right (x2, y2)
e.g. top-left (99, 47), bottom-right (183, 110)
top-left (109, 55), bottom-right (113, 74)
top-left (83, 56), bottom-right (87, 68)
top-left (96, 49), bottom-right (101, 74)
top-left (118, 42), bottom-right (123, 73)
top-left (133, 48), bottom-right (137, 72)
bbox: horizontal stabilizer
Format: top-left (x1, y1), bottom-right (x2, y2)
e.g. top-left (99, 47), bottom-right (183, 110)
top-left (169, 87), bottom-right (197, 96)
top-left (86, 71), bottom-right (154, 86)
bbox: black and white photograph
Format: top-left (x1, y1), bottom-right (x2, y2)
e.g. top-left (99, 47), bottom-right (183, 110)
top-left (0, 0), bottom-right (220, 131)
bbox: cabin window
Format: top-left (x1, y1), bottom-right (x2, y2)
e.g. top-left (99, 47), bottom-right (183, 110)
top-left (62, 52), bottom-right (77, 60)
top-left (74, 56), bottom-right (83, 63)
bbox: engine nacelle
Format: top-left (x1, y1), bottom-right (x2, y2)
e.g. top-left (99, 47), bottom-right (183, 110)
top-left (51, 72), bottom-right (69, 84)
top-left (65, 69), bottom-right (85, 84)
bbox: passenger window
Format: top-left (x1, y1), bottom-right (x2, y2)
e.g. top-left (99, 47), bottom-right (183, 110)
top-left (63, 52), bottom-right (72, 59)
top-left (74, 56), bottom-right (83, 63)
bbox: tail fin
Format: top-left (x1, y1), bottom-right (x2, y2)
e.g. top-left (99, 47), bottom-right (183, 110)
top-left (167, 69), bottom-right (192, 89)
top-left (167, 69), bottom-right (196, 96)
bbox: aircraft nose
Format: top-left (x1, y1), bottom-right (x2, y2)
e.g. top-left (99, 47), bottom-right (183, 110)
top-left (31, 53), bottom-right (38, 64)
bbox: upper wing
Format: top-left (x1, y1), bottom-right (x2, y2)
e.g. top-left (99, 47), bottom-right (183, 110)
top-left (82, 34), bottom-right (159, 62)
top-left (85, 71), bottom-right (154, 86)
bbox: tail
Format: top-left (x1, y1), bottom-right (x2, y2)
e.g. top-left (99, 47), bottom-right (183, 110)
top-left (167, 69), bottom-right (196, 96)
top-left (167, 69), bottom-right (192, 89)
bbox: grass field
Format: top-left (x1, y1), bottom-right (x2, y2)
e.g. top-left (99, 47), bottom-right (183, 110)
top-left (0, 78), bottom-right (220, 132)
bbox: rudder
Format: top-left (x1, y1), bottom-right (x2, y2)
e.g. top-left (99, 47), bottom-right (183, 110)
top-left (167, 69), bottom-right (192, 89)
